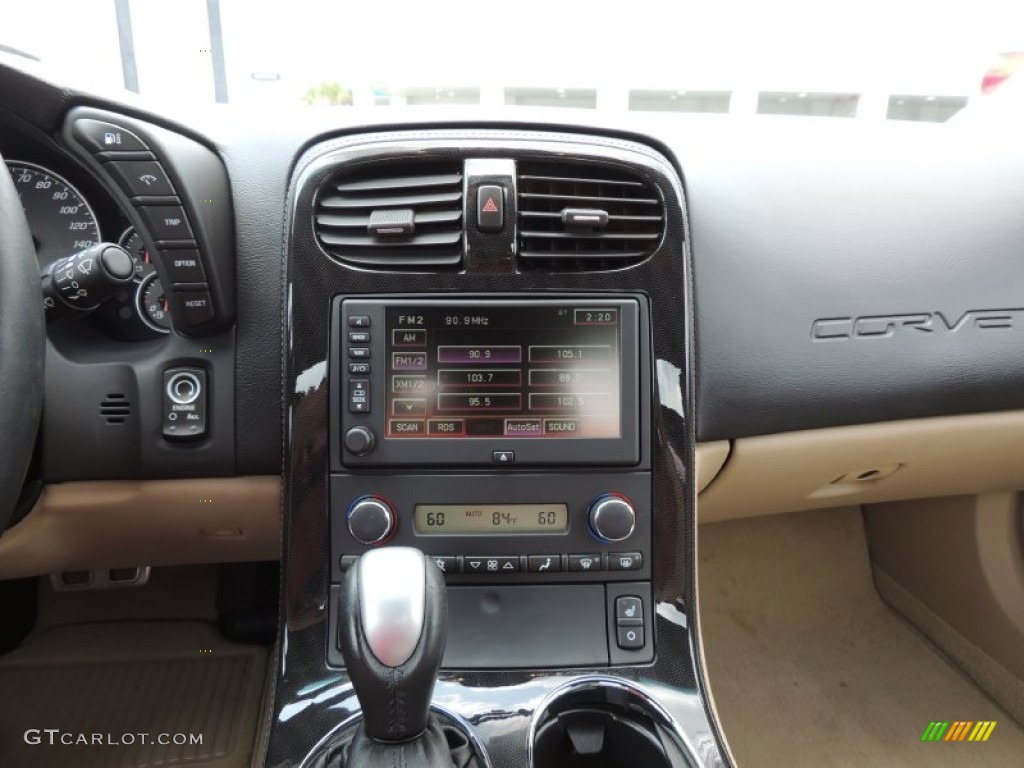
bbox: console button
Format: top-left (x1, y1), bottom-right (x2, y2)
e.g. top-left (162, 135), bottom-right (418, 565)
top-left (138, 205), bottom-right (194, 241)
top-left (104, 159), bottom-right (175, 197)
top-left (349, 362), bottom-right (371, 375)
top-left (349, 347), bottom-right (370, 359)
top-left (608, 552), bottom-right (643, 571)
top-left (340, 555), bottom-right (360, 571)
top-left (527, 555), bottom-right (561, 573)
top-left (431, 556), bottom-right (460, 574)
top-left (492, 450), bottom-right (515, 464)
top-left (616, 625), bottom-right (644, 650)
top-left (492, 556), bottom-right (520, 573)
top-left (349, 315), bottom-right (370, 328)
top-left (348, 331), bottom-right (370, 344)
top-left (463, 557), bottom-right (487, 574)
top-left (615, 596), bottom-right (643, 623)
top-left (568, 554), bottom-right (603, 573)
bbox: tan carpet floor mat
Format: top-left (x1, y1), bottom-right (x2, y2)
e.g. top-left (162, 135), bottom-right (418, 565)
top-left (0, 621), bottom-right (267, 768)
top-left (699, 507), bottom-right (1024, 767)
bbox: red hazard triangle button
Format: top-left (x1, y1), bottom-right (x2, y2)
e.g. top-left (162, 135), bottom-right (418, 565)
top-left (477, 184), bottom-right (504, 232)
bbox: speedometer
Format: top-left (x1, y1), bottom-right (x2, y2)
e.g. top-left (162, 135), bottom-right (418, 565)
top-left (5, 160), bottom-right (101, 268)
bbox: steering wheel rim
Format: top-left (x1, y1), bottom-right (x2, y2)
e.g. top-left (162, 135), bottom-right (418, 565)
top-left (0, 152), bottom-right (44, 532)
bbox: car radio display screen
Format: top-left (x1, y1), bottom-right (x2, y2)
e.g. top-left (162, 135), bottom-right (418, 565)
top-left (384, 305), bottom-right (622, 439)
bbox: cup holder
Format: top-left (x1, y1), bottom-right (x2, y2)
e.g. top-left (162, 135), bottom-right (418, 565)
top-left (529, 677), bottom-right (697, 768)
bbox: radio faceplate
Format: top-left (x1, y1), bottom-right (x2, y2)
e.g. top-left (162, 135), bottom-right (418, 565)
top-left (330, 295), bottom-right (648, 469)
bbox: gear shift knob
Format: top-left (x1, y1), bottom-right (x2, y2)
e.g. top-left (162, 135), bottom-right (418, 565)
top-left (338, 547), bottom-right (448, 742)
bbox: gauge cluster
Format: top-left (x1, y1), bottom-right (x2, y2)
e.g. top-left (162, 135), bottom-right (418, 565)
top-left (3, 147), bottom-right (172, 340)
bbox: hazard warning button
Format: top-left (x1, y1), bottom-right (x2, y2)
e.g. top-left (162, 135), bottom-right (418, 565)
top-left (477, 184), bottom-right (504, 232)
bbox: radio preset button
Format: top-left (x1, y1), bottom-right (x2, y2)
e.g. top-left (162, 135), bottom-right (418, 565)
top-left (568, 554), bottom-right (603, 573)
top-left (527, 555), bottom-right (561, 573)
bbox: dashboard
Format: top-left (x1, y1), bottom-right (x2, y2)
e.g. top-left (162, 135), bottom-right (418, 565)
top-left (2, 53), bottom-right (1024, 768)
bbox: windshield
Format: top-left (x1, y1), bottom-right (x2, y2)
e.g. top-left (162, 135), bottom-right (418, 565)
top-left (5, 0), bottom-right (1024, 122)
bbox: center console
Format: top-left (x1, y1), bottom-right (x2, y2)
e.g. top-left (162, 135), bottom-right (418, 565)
top-left (269, 129), bottom-right (727, 768)
top-left (327, 295), bottom-right (654, 668)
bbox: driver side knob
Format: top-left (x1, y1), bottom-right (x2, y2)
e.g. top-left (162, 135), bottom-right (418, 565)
top-left (347, 496), bottom-right (394, 545)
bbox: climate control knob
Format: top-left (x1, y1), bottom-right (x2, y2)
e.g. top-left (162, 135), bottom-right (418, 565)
top-left (588, 494), bottom-right (636, 543)
top-left (347, 496), bottom-right (395, 545)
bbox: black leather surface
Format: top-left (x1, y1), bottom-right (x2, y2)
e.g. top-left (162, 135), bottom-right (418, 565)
top-left (0, 152), bottom-right (44, 529)
top-left (338, 554), bottom-right (447, 742)
top-left (339, 718), bottom-right (480, 768)
top-left (685, 119), bottom-right (1024, 440)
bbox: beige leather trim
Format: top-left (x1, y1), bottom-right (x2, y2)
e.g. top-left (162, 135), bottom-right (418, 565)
top-left (0, 477), bottom-right (280, 579)
top-left (695, 441), bottom-right (730, 494)
top-left (697, 411), bottom-right (1024, 522)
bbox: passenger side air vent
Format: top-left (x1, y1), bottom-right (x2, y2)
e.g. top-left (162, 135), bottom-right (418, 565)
top-left (99, 393), bottom-right (131, 425)
top-left (315, 162), bottom-right (464, 268)
top-left (517, 162), bottom-right (664, 270)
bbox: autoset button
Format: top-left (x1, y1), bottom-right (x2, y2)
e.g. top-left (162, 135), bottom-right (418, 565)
top-left (160, 248), bottom-right (206, 283)
top-left (139, 205), bottom-right (194, 241)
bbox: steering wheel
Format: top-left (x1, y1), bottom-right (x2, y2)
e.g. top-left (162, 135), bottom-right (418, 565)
top-left (0, 152), bottom-right (44, 532)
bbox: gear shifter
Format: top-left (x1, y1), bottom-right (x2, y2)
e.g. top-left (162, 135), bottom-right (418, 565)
top-left (334, 547), bottom-right (481, 768)
top-left (338, 546), bottom-right (447, 742)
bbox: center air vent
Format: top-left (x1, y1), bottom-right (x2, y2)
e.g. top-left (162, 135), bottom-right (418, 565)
top-left (517, 162), bottom-right (664, 270)
top-left (315, 163), bottom-right (464, 268)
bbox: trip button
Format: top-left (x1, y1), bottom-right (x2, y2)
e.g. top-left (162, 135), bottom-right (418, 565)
top-left (569, 554), bottom-right (603, 573)
top-left (175, 288), bottom-right (215, 326)
top-left (138, 205), bottom-right (194, 241)
top-left (104, 159), bottom-right (175, 197)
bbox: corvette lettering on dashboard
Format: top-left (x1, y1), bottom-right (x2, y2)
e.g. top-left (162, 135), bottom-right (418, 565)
top-left (810, 309), bottom-right (1024, 340)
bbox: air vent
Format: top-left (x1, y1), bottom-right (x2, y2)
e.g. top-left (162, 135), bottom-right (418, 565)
top-left (517, 162), bottom-right (664, 270)
top-left (315, 162), bottom-right (464, 268)
top-left (99, 393), bottom-right (131, 425)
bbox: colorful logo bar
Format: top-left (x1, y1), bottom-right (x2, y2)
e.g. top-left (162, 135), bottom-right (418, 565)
top-left (921, 721), bottom-right (997, 742)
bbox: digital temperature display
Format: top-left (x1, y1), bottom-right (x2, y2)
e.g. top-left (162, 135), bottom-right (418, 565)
top-left (414, 504), bottom-right (569, 534)
top-left (385, 305), bottom-right (621, 439)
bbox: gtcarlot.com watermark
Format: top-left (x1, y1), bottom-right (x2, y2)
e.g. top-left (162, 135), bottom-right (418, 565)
top-left (24, 729), bottom-right (203, 747)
